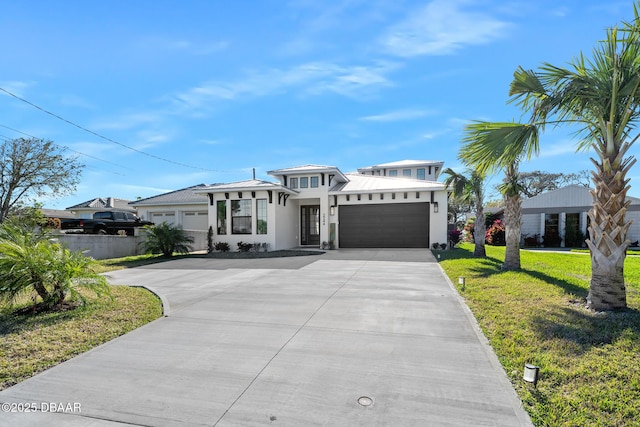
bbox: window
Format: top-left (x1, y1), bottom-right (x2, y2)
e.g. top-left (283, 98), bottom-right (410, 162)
top-left (217, 201), bottom-right (227, 235)
top-left (256, 199), bottom-right (267, 234)
top-left (417, 168), bottom-right (426, 180)
top-left (300, 177), bottom-right (309, 188)
top-left (290, 177), bottom-right (298, 189)
top-left (231, 200), bottom-right (252, 234)
top-left (403, 169), bottom-right (411, 177)
top-left (388, 170), bottom-right (398, 177)
top-left (310, 176), bottom-right (319, 187)
top-left (544, 214), bottom-right (560, 247)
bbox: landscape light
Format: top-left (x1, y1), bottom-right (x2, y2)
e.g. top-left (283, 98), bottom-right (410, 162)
top-left (523, 364), bottom-right (540, 387)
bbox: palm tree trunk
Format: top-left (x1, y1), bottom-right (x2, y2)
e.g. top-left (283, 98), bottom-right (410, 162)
top-left (503, 193), bottom-right (522, 270)
top-left (474, 204), bottom-right (486, 257)
top-left (585, 143), bottom-right (635, 310)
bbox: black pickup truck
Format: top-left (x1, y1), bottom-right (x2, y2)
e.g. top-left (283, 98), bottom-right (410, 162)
top-left (61, 211), bottom-right (153, 236)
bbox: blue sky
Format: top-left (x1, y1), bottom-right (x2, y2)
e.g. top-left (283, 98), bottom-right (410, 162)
top-left (1, 0), bottom-right (639, 210)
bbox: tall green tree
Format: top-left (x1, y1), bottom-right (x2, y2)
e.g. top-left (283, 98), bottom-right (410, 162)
top-left (461, 3), bottom-right (640, 310)
top-left (0, 137), bottom-right (83, 222)
top-left (443, 168), bottom-right (487, 257)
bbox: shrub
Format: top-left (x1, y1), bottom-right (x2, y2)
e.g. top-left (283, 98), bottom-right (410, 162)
top-left (486, 219), bottom-right (506, 246)
top-left (0, 221), bottom-right (110, 309)
top-left (237, 241), bottom-right (252, 252)
top-left (214, 242), bottom-right (230, 252)
top-left (449, 229), bottom-right (462, 245)
top-left (462, 218), bottom-right (476, 242)
top-left (564, 220), bottom-right (585, 248)
top-left (523, 234), bottom-right (540, 247)
top-left (141, 223), bottom-right (194, 257)
top-left (207, 226), bottom-right (214, 253)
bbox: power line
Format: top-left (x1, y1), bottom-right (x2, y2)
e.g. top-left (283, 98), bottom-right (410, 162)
top-left (0, 123), bottom-right (129, 174)
top-left (0, 87), bottom-right (230, 173)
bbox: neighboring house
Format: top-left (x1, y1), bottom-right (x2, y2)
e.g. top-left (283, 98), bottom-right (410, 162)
top-left (41, 208), bottom-right (75, 220)
top-left (66, 197), bottom-right (135, 219)
top-left (191, 160), bottom-right (448, 250)
top-left (521, 185), bottom-right (640, 247)
top-left (129, 184), bottom-right (210, 231)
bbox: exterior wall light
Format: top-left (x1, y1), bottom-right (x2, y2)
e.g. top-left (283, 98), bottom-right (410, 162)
top-left (330, 206), bottom-right (335, 216)
top-left (523, 364), bottom-right (540, 387)
top-left (433, 202), bottom-right (439, 213)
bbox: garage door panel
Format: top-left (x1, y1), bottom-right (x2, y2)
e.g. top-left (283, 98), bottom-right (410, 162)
top-left (339, 203), bottom-right (429, 248)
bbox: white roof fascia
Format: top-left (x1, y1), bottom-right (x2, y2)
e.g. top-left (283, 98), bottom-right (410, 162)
top-left (193, 183), bottom-right (298, 195)
top-left (268, 165), bottom-right (349, 182)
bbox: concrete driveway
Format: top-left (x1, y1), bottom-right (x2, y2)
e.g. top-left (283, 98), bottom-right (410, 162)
top-left (1, 249), bottom-right (532, 426)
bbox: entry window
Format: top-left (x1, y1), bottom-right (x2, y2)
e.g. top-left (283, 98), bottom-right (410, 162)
top-left (417, 168), bottom-right (426, 180)
top-left (545, 214), bottom-right (560, 247)
top-left (231, 200), bottom-right (252, 234)
top-left (290, 178), bottom-right (298, 189)
top-left (300, 177), bottom-right (309, 188)
top-left (388, 170), bottom-right (398, 177)
top-left (310, 176), bottom-right (319, 188)
top-left (403, 169), bottom-right (412, 177)
top-left (256, 199), bottom-right (267, 234)
top-left (217, 201), bottom-right (227, 235)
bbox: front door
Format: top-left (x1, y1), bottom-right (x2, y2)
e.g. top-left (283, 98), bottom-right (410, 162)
top-left (301, 205), bottom-right (320, 246)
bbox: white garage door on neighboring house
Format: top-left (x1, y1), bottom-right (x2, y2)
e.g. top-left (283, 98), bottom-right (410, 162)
top-left (338, 203), bottom-right (430, 248)
top-left (151, 212), bottom-right (176, 226)
top-left (182, 211), bottom-right (208, 231)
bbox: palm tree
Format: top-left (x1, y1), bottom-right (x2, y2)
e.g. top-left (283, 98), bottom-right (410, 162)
top-left (0, 220), bottom-right (110, 309)
top-left (460, 123), bottom-right (538, 271)
top-left (442, 168), bottom-right (487, 257)
top-left (460, 4), bottom-right (640, 309)
top-left (142, 222), bottom-right (194, 257)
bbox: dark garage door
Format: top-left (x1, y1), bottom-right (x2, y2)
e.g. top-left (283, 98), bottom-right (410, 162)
top-left (338, 203), bottom-right (429, 248)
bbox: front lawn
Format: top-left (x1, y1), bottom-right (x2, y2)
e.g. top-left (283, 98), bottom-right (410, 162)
top-left (436, 243), bottom-right (640, 426)
top-left (0, 285), bottom-right (162, 391)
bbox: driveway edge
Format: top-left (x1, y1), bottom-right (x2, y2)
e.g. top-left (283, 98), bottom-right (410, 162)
top-left (130, 284), bottom-right (171, 317)
top-left (435, 263), bottom-right (534, 426)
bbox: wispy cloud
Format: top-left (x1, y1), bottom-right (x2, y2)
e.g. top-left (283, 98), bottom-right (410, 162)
top-left (92, 111), bottom-right (164, 131)
top-left (171, 61), bottom-right (398, 114)
top-left (360, 108), bottom-right (433, 122)
top-left (136, 37), bottom-right (229, 56)
top-left (381, 0), bottom-right (511, 57)
top-left (0, 80), bottom-right (35, 98)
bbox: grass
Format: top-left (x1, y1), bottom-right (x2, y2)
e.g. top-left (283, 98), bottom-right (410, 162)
top-left (94, 253), bottom-right (179, 273)
top-left (436, 243), bottom-right (640, 426)
top-left (0, 285), bottom-right (163, 391)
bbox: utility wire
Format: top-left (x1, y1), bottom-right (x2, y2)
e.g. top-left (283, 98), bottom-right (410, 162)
top-left (0, 123), bottom-right (129, 174)
top-left (0, 87), bottom-right (230, 173)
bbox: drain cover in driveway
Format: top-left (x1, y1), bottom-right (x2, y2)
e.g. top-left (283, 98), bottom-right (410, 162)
top-left (357, 396), bottom-right (373, 406)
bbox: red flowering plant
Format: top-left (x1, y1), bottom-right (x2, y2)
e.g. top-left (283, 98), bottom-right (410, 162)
top-left (486, 219), bottom-right (506, 246)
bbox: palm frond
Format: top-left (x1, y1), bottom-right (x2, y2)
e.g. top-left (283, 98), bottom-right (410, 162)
top-left (459, 121), bottom-right (539, 174)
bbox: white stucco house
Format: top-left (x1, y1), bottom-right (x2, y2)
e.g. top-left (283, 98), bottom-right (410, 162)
top-left (521, 185), bottom-right (640, 247)
top-left (129, 184), bottom-right (211, 231)
top-left (131, 160), bottom-right (449, 250)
